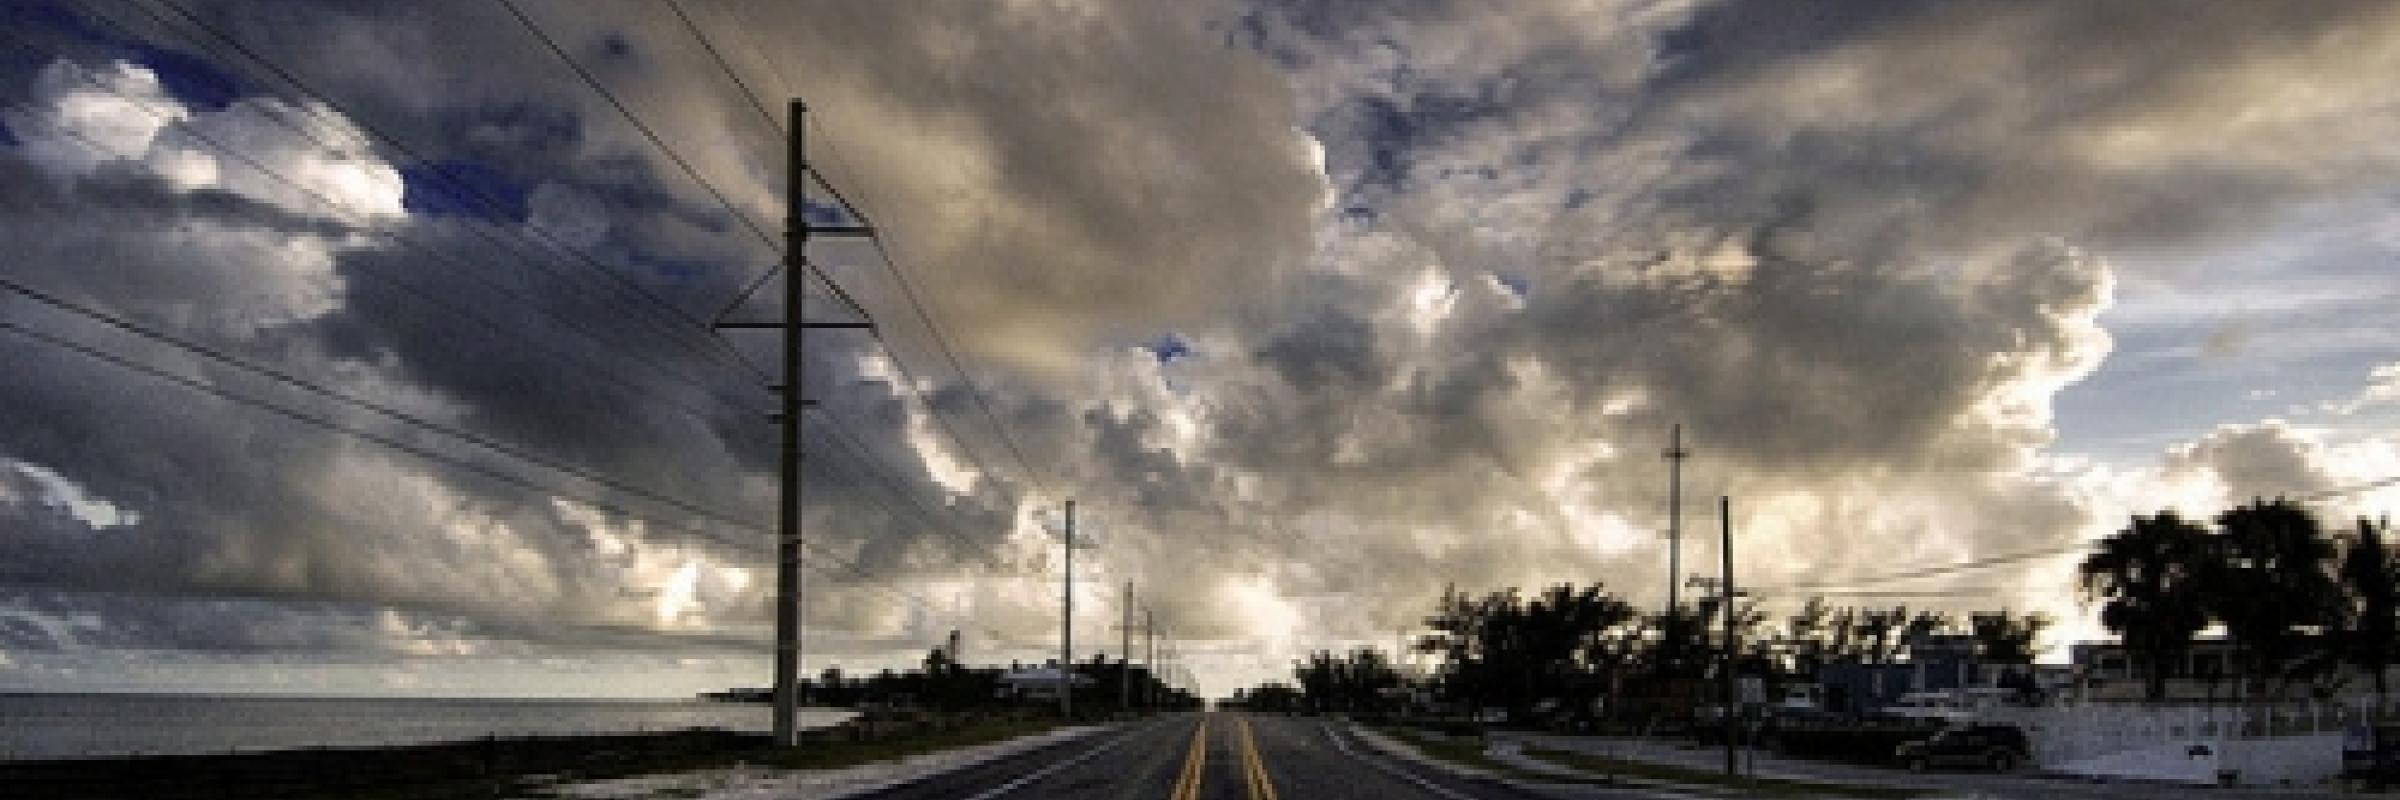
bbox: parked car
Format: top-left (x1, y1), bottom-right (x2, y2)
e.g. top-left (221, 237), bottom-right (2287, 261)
top-left (1894, 724), bottom-right (2030, 772)
top-left (2343, 723), bottom-right (2400, 789)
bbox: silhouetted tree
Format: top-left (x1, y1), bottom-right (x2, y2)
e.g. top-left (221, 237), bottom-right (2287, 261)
top-left (1417, 582), bottom-right (1642, 719)
top-left (2081, 510), bottom-right (2215, 702)
top-left (2213, 499), bottom-right (2340, 696)
top-left (1295, 647), bottom-right (1405, 712)
top-left (1970, 610), bottom-right (2052, 665)
top-left (2342, 517), bottom-right (2399, 708)
top-left (1783, 598), bottom-right (1840, 679)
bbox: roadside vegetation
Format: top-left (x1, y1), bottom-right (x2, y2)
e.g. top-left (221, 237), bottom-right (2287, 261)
top-left (1228, 500), bottom-right (2397, 726)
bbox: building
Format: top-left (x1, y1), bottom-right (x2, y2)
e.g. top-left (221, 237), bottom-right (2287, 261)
top-left (2064, 636), bottom-right (2388, 703)
top-left (997, 660), bottom-right (1095, 702)
top-left (1815, 633), bottom-right (1985, 714)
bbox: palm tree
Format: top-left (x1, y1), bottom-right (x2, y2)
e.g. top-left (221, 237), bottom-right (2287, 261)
top-left (2213, 499), bottom-right (2339, 697)
top-left (1970, 609), bottom-right (2052, 665)
top-left (2080, 511), bottom-right (2215, 702)
top-left (2342, 517), bottom-right (2398, 710)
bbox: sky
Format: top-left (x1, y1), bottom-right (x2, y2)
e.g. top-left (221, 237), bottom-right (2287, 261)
top-left (1, 0), bottom-right (2397, 699)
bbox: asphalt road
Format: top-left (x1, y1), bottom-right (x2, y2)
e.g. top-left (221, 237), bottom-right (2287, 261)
top-left (861, 712), bottom-right (1561, 800)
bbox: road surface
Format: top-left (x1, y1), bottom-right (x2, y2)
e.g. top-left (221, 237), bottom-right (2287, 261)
top-left (860, 712), bottom-right (1561, 800)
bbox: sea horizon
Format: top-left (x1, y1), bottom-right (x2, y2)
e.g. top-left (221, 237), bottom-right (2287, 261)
top-left (0, 693), bottom-right (853, 761)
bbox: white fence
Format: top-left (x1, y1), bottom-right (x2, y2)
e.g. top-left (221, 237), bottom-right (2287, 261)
top-left (1982, 702), bottom-right (2365, 785)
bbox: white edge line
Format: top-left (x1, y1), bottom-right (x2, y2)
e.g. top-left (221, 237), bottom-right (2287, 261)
top-left (1320, 722), bottom-right (1481, 800)
top-left (960, 719), bottom-right (1157, 800)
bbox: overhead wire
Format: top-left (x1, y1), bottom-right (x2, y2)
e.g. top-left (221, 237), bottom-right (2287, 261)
top-left (0, 48), bottom-right (745, 429)
top-left (0, 318), bottom-right (958, 619)
top-left (803, 409), bottom-right (1013, 571)
top-left (798, 429), bottom-right (995, 577)
top-left (490, 0), bottom-right (783, 260)
top-left (0, 318), bottom-right (763, 557)
top-left (0, 274), bottom-right (769, 541)
top-left (1757, 543), bottom-right (2091, 593)
top-left (113, 0), bottom-right (771, 385)
top-left (828, 131), bottom-right (1061, 500)
top-left (682, 0), bottom-right (1039, 513)
top-left (7, 8), bottom-right (975, 639)
top-left (697, 0), bottom-right (1060, 500)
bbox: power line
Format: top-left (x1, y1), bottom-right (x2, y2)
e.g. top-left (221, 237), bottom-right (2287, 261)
top-left (1756, 482), bottom-right (2400, 596)
top-left (0, 318), bottom-right (762, 555)
top-left (0, 54), bottom-right (743, 428)
top-left (0, 274), bottom-right (765, 541)
top-left (1760, 543), bottom-right (2090, 592)
top-left (109, 0), bottom-right (767, 384)
top-left (804, 409), bottom-right (1012, 570)
top-left (824, 128), bottom-right (1060, 499)
top-left (800, 429), bottom-right (1001, 577)
top-left (715, 257), bottom-right (1029, 515)
top-left (0, 318), bottom-right (959, 619)
top-left (661, 1), bottom-right (872, 228)
top-left (860, 322), bottom-right (1035, 505)
top-left (664, 0), bottom-right (781, 137)
top-left (706, 3), bottom-right (1057, 499)
top-left (491, 0), bottom-right (782, 260)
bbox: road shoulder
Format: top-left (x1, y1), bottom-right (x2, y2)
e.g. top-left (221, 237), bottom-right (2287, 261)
top-left (527, 722), bottom-right (1117, 800)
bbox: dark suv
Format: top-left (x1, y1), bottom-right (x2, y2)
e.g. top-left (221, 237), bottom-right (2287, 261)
top-left (1894, 724), bottom-right (2030, 772)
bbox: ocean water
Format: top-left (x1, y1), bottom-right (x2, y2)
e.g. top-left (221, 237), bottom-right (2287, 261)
top-left (0, 693), bottom-right (853, 761)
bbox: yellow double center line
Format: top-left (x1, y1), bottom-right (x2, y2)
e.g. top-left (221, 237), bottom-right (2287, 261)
top-left (1168, 715), bottom-right (1280, 800)
top-left (1235, 716), bottom-right (1281, 800)
top-left (1169, 716), bottom-right (1210, 800)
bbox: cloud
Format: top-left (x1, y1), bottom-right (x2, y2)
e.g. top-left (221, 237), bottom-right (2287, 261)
top-left (2, 459), bottom-right (141, 529)
top-left (2333, 363), bottom-right (2400, 415)
top-left (7, 0), bottom-right (2400, 696)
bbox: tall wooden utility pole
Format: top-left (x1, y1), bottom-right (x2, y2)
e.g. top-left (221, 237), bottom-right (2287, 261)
top-left (718, 98), bottom-right (872, 748)
top-left (1122, 581), bottom-right (1134, 711)
top-left (1720, 495), bottom-right (1737, 777)
top-left (1062, 499), bottom-right (1076, 718)
top-left (1665, 424), bottom-right (1688, 619)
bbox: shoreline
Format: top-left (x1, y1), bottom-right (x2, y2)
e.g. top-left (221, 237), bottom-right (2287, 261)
top-left (0, 713), bottom-right (1092, 800)
top-left (0, 693), bottom-right (850, 762)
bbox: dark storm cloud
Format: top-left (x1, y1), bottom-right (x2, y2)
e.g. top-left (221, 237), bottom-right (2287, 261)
top-left (0, 0), bottom-right (1334, 677)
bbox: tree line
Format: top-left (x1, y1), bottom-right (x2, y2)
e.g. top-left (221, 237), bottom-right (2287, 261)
top-left (1231, 499), bottom-right (2392, 718)
top-left (790, 642), bottom-right (1200, 714)
top-left (2080, 498), bottom-right (2396, 703)
top-left (1229, 585), bottom-right (2048, 720)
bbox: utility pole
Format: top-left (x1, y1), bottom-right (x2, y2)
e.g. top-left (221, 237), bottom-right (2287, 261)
top-left (718, 98), bottom-right (873, 748)
top-left (1664, 424), bottom-right (1688, 620)
top-left (1146, 607), bottom-right (1157, 709)
top-left (1720, 494), bottom-right (1737, 778)
top-left (1061, 499), bottom-right (1075, 719)
top-left (1122, 581), bottom-right (1133, 712)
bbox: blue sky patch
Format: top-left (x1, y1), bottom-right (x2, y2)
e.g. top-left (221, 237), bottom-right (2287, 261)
top-left (3, 1), bottom-right (119, 48)
top-left (802, 198), bottom-right (851, 227)
top-left (400, 160), bottom-right (533, 222)
top-left (1492, 272), bottom-right (1529, 298)
top-left (1146, 334), bottom-right (1193, 364)
top-left (132, 45), bottom-right (243, 112)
